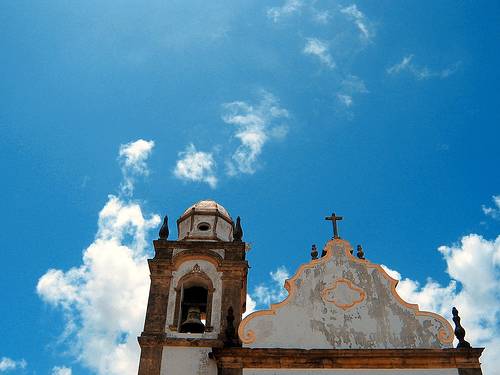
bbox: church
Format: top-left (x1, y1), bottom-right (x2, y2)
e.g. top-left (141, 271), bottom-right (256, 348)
top-left (137, 200), bottom-right (483, 375)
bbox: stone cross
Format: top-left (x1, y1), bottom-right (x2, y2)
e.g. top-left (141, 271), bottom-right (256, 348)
top-left (325, 212), bottom-right (343, 239)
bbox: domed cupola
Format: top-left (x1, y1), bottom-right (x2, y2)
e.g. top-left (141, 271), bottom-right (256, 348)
top-left (177, 200), bottom-right (234, 241)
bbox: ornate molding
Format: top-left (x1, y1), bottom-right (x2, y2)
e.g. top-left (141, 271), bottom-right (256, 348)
top-left (321, 278), bottom-right (366, 310)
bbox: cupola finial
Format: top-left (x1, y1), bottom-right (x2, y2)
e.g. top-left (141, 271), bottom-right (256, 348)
top-left (452, 307), bottom-right (471, 348)
top-left (233, 216), bottom-right (243, 242)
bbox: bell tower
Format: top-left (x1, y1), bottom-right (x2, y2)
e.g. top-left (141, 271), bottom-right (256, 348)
top-left (138, 200), bottom-right (248, 375)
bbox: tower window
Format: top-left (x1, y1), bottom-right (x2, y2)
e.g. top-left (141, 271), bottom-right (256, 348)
top-left (171, 268), bottom-right (215, 334)
top-left (197, 222), bottom-right (211, 231)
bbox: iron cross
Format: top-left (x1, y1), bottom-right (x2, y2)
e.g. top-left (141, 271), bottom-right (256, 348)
top-left (325, 212), bottom-right (343, 239)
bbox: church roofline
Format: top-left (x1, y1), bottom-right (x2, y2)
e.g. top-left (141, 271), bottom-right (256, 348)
top-left (238, 238), bottom-right (455, 347)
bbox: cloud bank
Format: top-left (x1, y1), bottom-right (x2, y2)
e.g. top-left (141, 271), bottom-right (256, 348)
top-left (37, 141), bottom-right (160, 375)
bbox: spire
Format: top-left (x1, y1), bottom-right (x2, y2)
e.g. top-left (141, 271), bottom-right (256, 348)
top-left (159, 215), bottom-right (169, 239)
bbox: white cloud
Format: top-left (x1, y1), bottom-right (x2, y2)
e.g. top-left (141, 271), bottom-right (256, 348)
top-left (222, 91), bottom-right (289, 175)
top-left (0, 357), bottom-right (26, 372)
top-left (383, 234), bottom-right (500, 375)
top-left (173, 143), bottom-right (217, 188)
top-left (336, 75), bottom-right (368, 108)
top-left (267, 0), bottom-right (303, 23)
top-left (52, 366), bottom-right (72, 375)
top-left (387, 55), bottom-right (461, 80)
top-left (244, 294), bottom-right (257, 318)
top-left (340, 4), bottom-right (374, 41)
top-left (303, 38), bottom-right (335, 68)
top-left (337, 94), bottom-right (353, 107)
top-left (387, 55), bottom-right (413, 75)
top-left (118, 139), bottom-right (155, 196)
top-left (251, 266), bottom-right (290, 307)
top-left (37, 143), bottom-right (161, 375)
top-left (482, 195), bottom-right (500, 220)
top-left (312, 9), bottom-right (330, 24)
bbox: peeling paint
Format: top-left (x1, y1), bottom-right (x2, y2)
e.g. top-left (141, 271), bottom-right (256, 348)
top-left (239, 239), bottom-right (453, 349)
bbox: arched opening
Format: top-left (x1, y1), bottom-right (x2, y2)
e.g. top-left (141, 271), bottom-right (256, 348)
top-left (171, 267), bottom-right (215, 334)
top-left (179, 285), bottom-right (208, 333)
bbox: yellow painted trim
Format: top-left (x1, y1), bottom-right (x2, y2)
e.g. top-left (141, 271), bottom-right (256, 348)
top-left (321, 278), bottom-right (366, 310)
top-left (238, 239), bottom-right (454, 345)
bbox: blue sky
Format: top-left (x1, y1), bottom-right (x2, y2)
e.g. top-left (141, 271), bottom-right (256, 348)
top-left (1, 1), bottom-right (500, 374)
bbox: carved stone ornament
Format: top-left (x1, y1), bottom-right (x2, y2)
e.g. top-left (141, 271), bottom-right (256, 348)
top-left (321, 278), bottom-right (366, 310)
top-left (192, 263), bottom-right (201, 273)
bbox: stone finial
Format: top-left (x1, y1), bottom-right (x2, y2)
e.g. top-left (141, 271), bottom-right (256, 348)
top-left (224, 306), bottom-right (236, 347)
top-left (311, 244), bottom-right (318, 260)
top-left (452, 307), bottom-right (471, 348)
top-left (159, 215), bottom-right (169, 239)
top-left (356, 244), bottom-right (365, 259)
top-left (233, 216), bottom-right (243, 242)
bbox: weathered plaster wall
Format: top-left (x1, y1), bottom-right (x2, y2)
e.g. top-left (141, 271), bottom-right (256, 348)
top-left (160, 347), bottom-right (217, 375)
top-left (243, 370), bottom-right (459, 375)
top-left (165, 259), bottom-right (222, 338)
top-left (239, 240), bottom-right (453, 349)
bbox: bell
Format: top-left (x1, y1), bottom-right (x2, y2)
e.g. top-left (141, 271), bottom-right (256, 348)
top-left (180, 307), bottom-right (205, 333)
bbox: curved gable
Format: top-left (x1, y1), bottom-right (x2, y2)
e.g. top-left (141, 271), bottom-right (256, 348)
top-left (239, 239), bottom-right (453, 349)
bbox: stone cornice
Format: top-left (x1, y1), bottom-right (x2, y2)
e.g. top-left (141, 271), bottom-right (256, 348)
top-left (153, 239), bottom-right (246, 252)
top-left (210, 347), bottom-right (484, 369)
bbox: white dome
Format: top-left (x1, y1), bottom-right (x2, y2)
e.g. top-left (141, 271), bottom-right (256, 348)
top-left (180, 200), bottom-right (232, 221)
top-left (177, 200), bottom-right (233, 242)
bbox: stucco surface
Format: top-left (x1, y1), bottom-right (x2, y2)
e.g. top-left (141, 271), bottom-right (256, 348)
top-left (239, 239), bottom-right (453, 349)
top-left (161, 347), bottom-right (217, 375)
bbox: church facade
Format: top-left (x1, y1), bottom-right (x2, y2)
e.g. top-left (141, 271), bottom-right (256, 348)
top-left (138, 200), bottom-right (483, 375)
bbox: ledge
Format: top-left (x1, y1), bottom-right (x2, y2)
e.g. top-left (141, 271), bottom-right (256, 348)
top-left (138, 333), bottom-right (223, 348)
top-left (210, 347), bottom-right (484, 369)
